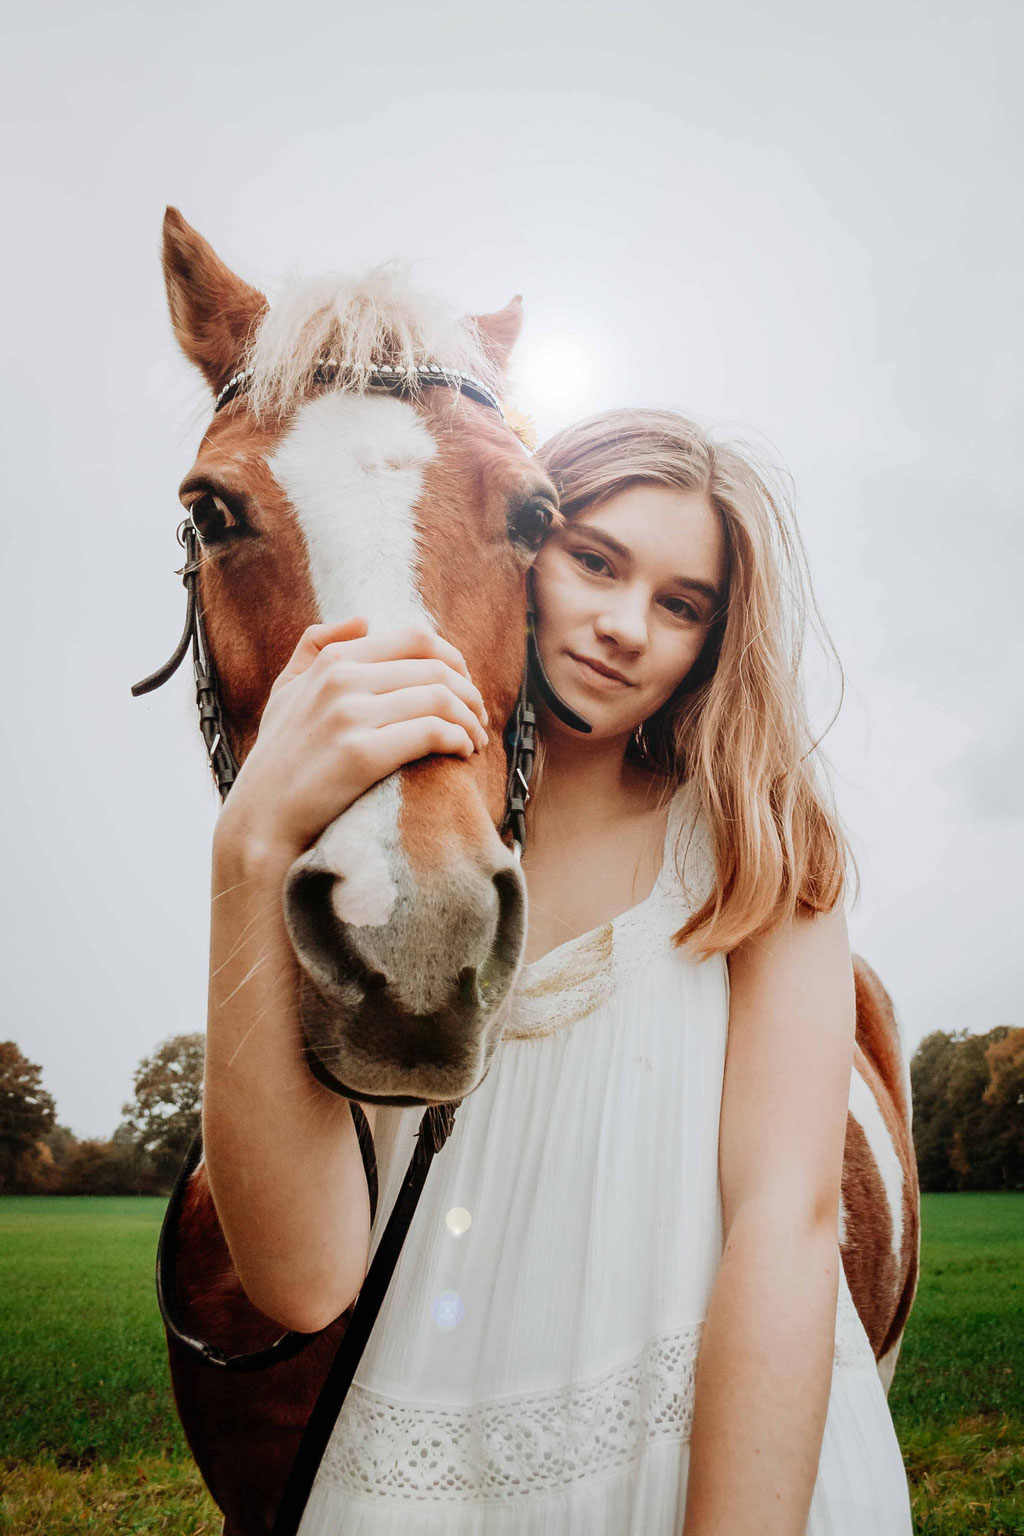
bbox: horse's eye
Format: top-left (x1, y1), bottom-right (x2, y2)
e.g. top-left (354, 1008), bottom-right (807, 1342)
top-left (508, 500), bottom-right (555, 553)
top-left (188, 491), bottom-right (243, 545)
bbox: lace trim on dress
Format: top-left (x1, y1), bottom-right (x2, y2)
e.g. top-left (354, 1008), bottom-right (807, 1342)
top-left (316, 1292), bottom-right (877, 1505)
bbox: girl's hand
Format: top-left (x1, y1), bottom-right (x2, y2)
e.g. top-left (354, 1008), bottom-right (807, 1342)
top-left (214, 616), bottom-right (490, 870)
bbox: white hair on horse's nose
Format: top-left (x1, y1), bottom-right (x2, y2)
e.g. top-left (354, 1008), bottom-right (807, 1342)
top-left (323, 781), bottom-right (401, 927)
top-left (268, 391), bottom-right (440, 925)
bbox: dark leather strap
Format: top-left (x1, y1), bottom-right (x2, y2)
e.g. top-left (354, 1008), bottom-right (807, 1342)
top-left (269, 1101), bottom-right (460, 1535)
top-left (524, 566), bottom-right (591, 736)
top-left (131, 520), bottom-right (239, 797)
top-left (155, 1102), bottom-right (380, 1371)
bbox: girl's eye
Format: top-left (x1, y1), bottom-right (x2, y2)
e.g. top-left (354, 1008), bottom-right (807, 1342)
top-left (571, 550), bottom-right (611, 575)
top-left (572, 549), bottom-right (700, 621)
top-left (662, 596), bottom-right (700, 622)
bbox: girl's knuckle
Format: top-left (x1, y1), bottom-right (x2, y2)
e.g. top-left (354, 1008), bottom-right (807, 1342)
top-left (328, 695), bottom-right (357, 729)
top-left (326, 658), bottom-right (355, 691)
top-left (345, 732), bottom-right (373, 772)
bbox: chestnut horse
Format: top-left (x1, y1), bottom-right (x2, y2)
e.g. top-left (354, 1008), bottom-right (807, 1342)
top-left (147, 208), bottom-right (919, 1536)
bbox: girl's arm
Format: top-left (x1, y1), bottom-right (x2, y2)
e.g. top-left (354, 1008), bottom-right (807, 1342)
top-left (681, 903), bottom-right (856, 1536)
top-left (202, 616), bottom-right (489, 1333)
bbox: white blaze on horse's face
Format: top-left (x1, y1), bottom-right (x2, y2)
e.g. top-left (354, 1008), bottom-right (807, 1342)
top-left (267, 392), bottom-right (440, 929)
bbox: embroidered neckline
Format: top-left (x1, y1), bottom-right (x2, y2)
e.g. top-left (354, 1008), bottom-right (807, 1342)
top-left (501, 781), bottom-right (712, 1042)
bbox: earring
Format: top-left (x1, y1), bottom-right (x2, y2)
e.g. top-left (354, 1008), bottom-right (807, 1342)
top-left (634, 719), bottom-right (673, 775)
top-left (634, 722), bottom-right (652, 764)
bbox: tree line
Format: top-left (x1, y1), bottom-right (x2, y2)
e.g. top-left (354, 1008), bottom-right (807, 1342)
top-left (2, 1023), bottom-right (1022, 1197)
top-left (0, 1035), bottom-right (203, 1196)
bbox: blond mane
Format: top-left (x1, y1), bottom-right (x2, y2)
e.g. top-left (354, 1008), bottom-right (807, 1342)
top-left (243, 261), bottom-right (502, 420)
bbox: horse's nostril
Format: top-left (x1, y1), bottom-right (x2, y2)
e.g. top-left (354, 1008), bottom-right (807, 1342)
top-left (457, 966), bottom-right (480, 1008)
top-left (286, 866), bottom-right (382, 998)
top-left (483, 866), bottom-right (527, 988)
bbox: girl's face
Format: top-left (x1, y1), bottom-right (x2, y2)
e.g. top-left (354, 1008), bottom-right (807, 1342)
top-left (531, 483), bottom-right (727, 743)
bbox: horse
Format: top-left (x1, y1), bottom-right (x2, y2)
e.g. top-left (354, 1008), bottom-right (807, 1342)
top-left (145, 208), bottom-right (919, 1535)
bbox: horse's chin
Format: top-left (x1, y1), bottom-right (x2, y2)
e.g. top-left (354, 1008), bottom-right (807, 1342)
top-left (296, 969), bottom-right (514, 1106)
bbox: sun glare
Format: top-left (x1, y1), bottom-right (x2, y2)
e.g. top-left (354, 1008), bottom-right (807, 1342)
top-left (509, 330), bottom-right (611, 436)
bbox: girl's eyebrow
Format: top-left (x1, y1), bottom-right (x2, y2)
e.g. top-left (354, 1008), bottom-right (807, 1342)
top-left (568, 522), bottom-right (724, 608)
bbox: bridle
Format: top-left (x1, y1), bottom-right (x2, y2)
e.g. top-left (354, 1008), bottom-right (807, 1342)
top-left (132, 360), bottom-right (592, 1536)
top-left (131, 359), bottom-right (591, 852)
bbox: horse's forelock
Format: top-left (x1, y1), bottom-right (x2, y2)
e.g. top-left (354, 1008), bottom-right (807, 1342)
top-left (242, 262), bottom-right (501, 421)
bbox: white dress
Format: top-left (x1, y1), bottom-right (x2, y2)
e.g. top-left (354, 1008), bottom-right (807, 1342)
top-left (297, 779), bottom-right (914, 1535)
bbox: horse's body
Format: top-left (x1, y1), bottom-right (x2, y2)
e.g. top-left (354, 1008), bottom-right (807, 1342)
top-left (843, 958), bottom-right (920, 1391)
top-left (151, 209), bottom-right (918, 1535)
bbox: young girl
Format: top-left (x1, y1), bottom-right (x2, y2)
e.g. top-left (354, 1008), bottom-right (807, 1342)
top-left (205, 408), bottom-right (914, 1534)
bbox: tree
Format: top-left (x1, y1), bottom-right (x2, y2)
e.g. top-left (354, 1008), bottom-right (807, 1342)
top-left (982, 1027), bottom-right (1024, 1189)
top-left (0, 1042), bottom-right (56, 1192)
top-left (910, 1031), bottom-right (959, 1191)
top-left (947, 1026), bottom-right (1009, 1190)
top-left (910, 1025), bottom-right (1022, 1192)
top-left (54, 1132), bottom-right (164, 1196)
top-left (16, 1122), bottom-right (79, 1193)
top-left (120, 1032), bottom-right (204, 1186)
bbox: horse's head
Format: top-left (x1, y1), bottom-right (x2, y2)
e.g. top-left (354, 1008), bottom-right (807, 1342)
top-left (157, 208), bottom-right (560, 1106)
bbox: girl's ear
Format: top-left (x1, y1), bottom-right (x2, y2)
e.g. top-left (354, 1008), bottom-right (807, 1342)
top-left (470, 295), bottom-right (524, 373)
top-left (162, 206), bottom-right (268, 395)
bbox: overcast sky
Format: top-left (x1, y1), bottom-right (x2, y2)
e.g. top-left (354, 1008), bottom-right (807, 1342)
top-left (2, 0), bottom-right (1020, 1138)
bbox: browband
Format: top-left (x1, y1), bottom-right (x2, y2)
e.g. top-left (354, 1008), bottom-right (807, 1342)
top-left (214, 359), bottom-right (506, 420)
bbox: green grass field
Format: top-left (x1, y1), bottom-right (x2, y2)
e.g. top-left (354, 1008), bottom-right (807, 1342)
top-left (888, 1192), bottom-right (1023, 1534)
top-left (0, 1198), bottom-right (215, 1533)
top-left (0, 1192), bottom-right (1021, 1534)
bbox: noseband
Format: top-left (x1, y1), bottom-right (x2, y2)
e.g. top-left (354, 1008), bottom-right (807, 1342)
top-left (131, 361), bottom-right (591, 858)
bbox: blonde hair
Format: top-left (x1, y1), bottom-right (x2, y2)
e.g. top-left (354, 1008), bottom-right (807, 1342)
top-left (534, 408), bottom-right (857, 959)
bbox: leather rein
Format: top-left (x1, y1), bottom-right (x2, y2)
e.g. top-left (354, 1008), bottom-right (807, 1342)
top-left (131, 363), bottom-right (591, 1536)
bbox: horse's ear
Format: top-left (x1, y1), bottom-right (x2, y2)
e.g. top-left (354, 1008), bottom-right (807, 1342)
top-left (162, 207), bottom-right (268, 396)
top-left (471, 295), bottom-right (523, 374)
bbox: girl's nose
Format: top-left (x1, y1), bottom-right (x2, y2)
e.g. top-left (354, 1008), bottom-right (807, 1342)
top-left (595, 592), bottom-right (648, 652)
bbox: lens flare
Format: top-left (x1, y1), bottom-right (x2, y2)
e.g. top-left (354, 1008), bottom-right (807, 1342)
top-left (431, 1288), bottom-right (465, 1332)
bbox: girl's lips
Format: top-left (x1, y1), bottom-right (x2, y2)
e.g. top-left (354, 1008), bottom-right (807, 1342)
top-left (568, 652), bottom-right (635, 687)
